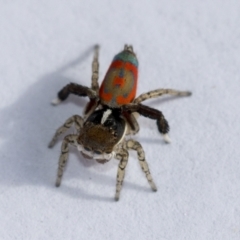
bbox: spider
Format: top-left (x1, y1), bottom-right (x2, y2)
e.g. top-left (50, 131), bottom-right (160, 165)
top-left (49, 45), bottom-right (191, 200)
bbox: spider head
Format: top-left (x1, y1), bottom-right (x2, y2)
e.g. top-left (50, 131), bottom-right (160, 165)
top-left (77, 108), bottom-right (126, 163)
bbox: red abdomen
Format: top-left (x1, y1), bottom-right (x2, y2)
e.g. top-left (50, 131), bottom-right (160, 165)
top-left (99, 50), bottom-right (138, 108)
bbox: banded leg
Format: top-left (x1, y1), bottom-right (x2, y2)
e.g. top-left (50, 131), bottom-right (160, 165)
top-left (83, 45), bottom-right (100, 116)
top-left (91, 45), bottom-right (100, 92)
top-left (56, 134), bottom-right (78, 187)
top-left (134, 89), bottom-right (192, 104)
top-left (122, 103), bottom-right (170, 143)
top-left (48, 115), bottom-right (83, 148)
top-left (115, 148), bottom-right (129, 201)
top-left (126, 139), bottom-right (157, 191)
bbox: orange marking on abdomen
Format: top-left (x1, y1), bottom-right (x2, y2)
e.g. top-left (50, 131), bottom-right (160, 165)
top-left (110, 60), bottom-right (124, 69)
top-left (99, 58), bottom-right (138, 107)
top-left (113, 77), bottom-right (125, 88)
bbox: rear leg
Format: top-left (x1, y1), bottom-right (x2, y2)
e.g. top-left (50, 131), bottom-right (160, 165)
top-left (82, 45), bottom-right (100, 117)
top-left (91, 44), bottom-right (100, 92)
top-left (134, 88), bottom-right (191, 104)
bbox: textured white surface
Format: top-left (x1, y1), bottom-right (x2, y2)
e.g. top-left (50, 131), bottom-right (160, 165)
top-left (1, 1), bottom-right (240, 239)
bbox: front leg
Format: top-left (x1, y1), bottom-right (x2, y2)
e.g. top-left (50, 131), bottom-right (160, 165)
top-left (48, 115), bottom-right (83, 148)
top-left (122, 104), bottom-right (170, 143)
top-left (56, 134), bottom-right (78, 187)
top-left (115, 148), bottom-right (129, 201)
top-left (126, 139), bottom-right (157, 191)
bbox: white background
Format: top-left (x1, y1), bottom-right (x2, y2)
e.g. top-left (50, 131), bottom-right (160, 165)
top-left (0, 1), bottom-right (240, 239)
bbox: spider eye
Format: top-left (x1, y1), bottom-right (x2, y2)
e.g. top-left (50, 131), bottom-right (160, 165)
top-left (93, 150), bottom-right (102, 154)
top-left (84, 147), bottom-right (91, 151)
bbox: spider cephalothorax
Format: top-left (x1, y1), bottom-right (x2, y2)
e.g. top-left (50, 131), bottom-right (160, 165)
top-left (77, 108), bottom-right (126, 163)
top-left (49, 45), bottom-right (191, 200)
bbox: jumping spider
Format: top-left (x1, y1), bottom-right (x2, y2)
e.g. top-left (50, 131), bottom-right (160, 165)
top-left (49, 45), bottom-right (191, 200)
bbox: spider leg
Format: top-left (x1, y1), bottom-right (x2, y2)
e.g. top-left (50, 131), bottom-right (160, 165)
top-left (122, 103), bottom-right (170, 143)
top-left (134, 88), bottom-right (191, 104)
top-left (115, 148), bottom-right (129, 201)
top-left (126, 139), bottom-right (157, 191)
top-left (83, 98), bottom-right (99, 117)
top-left (82, 45), bottom-right (100, 116)
top-left (48, 115), bottom-right (83, 148)
top-left (122, 112), bottom-right (140, 135)
top-left (55, 134), bottom-right (78, 187)
top-left (51, 83), bottom-right (97, 105)
top-left (51, 45), bottom-right (100, 105)
top-left (91, 44), bottom-right (100, 92)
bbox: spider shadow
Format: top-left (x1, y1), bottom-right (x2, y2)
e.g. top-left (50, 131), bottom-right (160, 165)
top-left (0, 45), bottom-right (151, 201)
top-left (0, 45), bottom-right (95, 195)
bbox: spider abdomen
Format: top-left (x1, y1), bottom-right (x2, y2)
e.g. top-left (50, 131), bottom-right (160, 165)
top-left (99, 48), bottom-right (138, 108)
